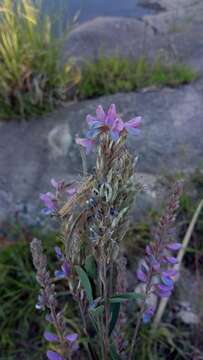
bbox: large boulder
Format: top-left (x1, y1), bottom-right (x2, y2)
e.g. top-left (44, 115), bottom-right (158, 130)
top-left (64, 1), bottom-right (203, 71)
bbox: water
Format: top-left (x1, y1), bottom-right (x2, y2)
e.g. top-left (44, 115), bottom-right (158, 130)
top-left (42, 0), bottom-right (155, 25)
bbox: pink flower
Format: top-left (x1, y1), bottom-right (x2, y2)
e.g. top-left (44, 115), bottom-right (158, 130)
top-left (124, 116), bottom-right (142, 136)
top-left (86, 104), bottom-right (142, 140)
top-left (76, 104), bottom-right (142, 154)
top-left (86, 104), bottom-right (124, 141)
top-left (75, 136), bottom-right (95, 154)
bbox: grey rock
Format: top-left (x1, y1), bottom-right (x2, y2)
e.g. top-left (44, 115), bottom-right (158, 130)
top-left (0, 81), bottom-right (203, 224)
top-left (141, 0), bottom-right (199, 11)
top-left (64, 1), bottom-right (203, 72)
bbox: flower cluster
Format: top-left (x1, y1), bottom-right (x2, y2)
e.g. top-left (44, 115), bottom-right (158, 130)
top-left (137, 181), bottom-right (183, 322)
top-left (76, 103), bottom-right (141, 153)
top-left (31, 239), bottom-right (78, 360)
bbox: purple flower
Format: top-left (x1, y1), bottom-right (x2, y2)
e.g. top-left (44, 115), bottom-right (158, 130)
top-left (54, 246), bottom-right (64, 260)
top-left (137, 268), bottom-right (147, 282)
top-left (162, 269), bottom-right (177, 278)
top-left (40, 192), bottom-right (56, 213)
top-left (85, 104), bottom-right (124, 141)
top-left (143, 307), bottom-right (155, 323)
top-left (124, 117), bottom-right (142, 136)
top-left (61, 261), bottom-right (71, 277)
top-left (55, 261), bottom-right (71, 279)
top-left (156, 284), bottom-right (173, 298)
top-left (110, 117), bottom-right (124, 141)
top-left (166, 242), bottom-right (181, 251)
top-left (164, 256), bottom-right (178, 265)
top-left (47, 350), bottom-right (64, 360)
top-left (146, 245), bottom-right (153, 256)
top-left (65, 333), bottom-right (78, 343)
top-left (44, 331), bottom-right (59, 342)
top-left (75, 136), bottom-right (95, 154)
top-left (51, 178), bottom-right (61, 190)
top-left (161, 274), bottom-right (174, 287)
top-left (76, 104), bottom-right (142, 154)
top-left (86, 104), bottom-right (140, 141)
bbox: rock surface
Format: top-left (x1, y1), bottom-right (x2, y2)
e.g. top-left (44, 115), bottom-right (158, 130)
top-left (0, 78), bottom-right (203, 223)
top-left (64, 0), bottom-right (203, 71)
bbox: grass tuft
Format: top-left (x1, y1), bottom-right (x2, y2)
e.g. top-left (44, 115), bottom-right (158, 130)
top-left (0, 0), bottom-right (80, 120)
top-left (77, 56), bottom-right (197, 99)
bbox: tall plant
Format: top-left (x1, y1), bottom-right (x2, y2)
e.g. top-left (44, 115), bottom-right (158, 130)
top-left (31, 104), bottom-right (183, 359)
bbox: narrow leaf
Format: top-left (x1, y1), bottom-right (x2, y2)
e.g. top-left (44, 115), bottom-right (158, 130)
top-left (75, 265), bottom-right (93, 303)
top-left (110, 292), bottom-right (143, 302)
top-left (85, 255), bottom-right (97, 279)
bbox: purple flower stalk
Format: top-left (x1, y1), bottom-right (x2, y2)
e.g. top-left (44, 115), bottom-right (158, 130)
top-left (136, 181), bottom-right (183, 322)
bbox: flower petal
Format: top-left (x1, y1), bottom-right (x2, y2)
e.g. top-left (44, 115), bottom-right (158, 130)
top-left (51, 178), bottom-right (59, 189)
top-left (96, 105), bottom-right (105, 121)
top-left (125, 117), bottom-right (142, 136)
top-left (137, 270), bottom-right (147, 282)
top-left (85, 128), bottom-right (101, 139)
top-left (146, 245), bottom-right (153, 256)
top-left (164, 256), bottom-right (178, 265)
top-left (61, 261), bottom-right (71, 278)
top-left (142, 307), bottom-right (155, 323)
top-left (54, 270), bottom-right (65, 279)
top-left (47, 351), bottom-right (64, 360)
top-left (40, 193), bottom-right (56, 210)
top-left (44, 331), bottom-right (59, 342)
top-left (161, 275), bottom-right (174, 287)
top-left (54, 246), bottom-right (63, 259)
top-left (166, 242), bottom-right (182, 251)
top-left (161, 269), bottom-right (177, 278)
top-left (75, 137), bottom-right (95, 154)
top-left (106, 104), bottom-right (117, 125)
top-left (65, 333), bottom-right (78, 343)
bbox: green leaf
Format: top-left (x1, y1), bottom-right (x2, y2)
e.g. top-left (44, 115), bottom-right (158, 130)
top-left (84, 255), bottom-right (97, 279)
top-left (110, 292), bottom-right (143, 303)
top-left (109, 302), bottom-right (120, 335)
top-left (75, 265), bottom-right (93, 304)
top-left (89, 305), bottom-right (104, 333)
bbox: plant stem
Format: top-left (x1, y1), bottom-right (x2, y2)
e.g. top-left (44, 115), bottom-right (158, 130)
top-left (103, 261), bottom-right (110, 360)
top-left (128, 302), bottom-right (145, 360)
top-left (78, 300), bottom-right (95, 360)
top-left (51, 305), bottom-right (71, 360)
